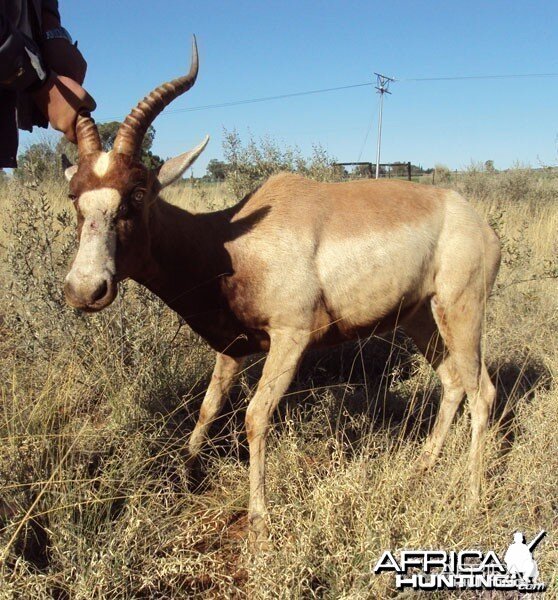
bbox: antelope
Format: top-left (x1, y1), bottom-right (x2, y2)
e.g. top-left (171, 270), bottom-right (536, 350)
top-left (63, 37), bottom-right (501, 549)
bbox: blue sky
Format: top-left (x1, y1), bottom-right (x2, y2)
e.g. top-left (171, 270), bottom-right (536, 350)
top-left (21, 0), bottom-right (558, 174)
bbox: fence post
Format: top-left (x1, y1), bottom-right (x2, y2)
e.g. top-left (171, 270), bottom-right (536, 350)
top-left (407, 162), bottom-right (411, 181)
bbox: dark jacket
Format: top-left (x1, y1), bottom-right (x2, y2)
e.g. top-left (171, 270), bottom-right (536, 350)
top-left (0, 0), bottom-right (60, 167)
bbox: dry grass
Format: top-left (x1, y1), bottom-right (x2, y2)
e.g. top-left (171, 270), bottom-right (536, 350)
top-left (0, 166), bottom-right (556, 598)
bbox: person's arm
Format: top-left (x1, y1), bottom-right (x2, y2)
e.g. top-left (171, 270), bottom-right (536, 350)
top-left (0, 12), bottom-right (49, 92)
top-left (34, 4), bottom-right (95, 142)
top-left (41, 0), bottom-right (61, 25)
top-left (39, 5), bottom-right (87, 85)
top-left (0, 3), bottom-right (95, 143)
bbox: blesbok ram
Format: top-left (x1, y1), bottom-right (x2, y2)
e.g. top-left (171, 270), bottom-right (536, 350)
top-left (63, 37), bottom-right (501, 548)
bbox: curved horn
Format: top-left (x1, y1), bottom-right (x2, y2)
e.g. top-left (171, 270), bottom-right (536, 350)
top-left (76, 113), bottom-right (102, 158)
top-left (113, 35), bottom-right (199, 157)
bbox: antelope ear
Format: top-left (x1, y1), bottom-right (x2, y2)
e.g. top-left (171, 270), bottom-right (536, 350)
top-left (157, 135), bottom-right (209, 188)
top-left (65, 165), bottom-right (78, 182)
top-left (62, 154), bottom-right (78, 182)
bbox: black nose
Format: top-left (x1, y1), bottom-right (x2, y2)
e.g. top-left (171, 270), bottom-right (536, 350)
top-left (90, 280), bottom-right (108, 303)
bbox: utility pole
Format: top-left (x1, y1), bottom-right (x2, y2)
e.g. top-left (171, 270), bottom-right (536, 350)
top-left (374, 73), bottom-right (394, 179)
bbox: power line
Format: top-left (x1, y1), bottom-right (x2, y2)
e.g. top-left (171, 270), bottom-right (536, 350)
top-left (98, 81), bottom-right (373, 121)
top-left (398, 72), bottom-right (558, 82)
top-left (357, 112), bottom-right (374, 163)
top-left (97, 71), bottom-right (558, 122)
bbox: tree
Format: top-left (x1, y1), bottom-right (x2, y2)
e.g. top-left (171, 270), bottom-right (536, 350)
top-left (333, 164), bottom-right (348, 179)
top-left (15, 141), bottom-right (59, 182)
top-left (96, 121), bottom-right (163, 169)
top-left (205, 159), bottom-right (228, 181)
top-left (16, 122), bottom-right (164, 183)
top-left (353, 164), bottom-right (373, 178)
top-left (434, 164), bottom-right (451, 183)
top-left (56, 135), bottom-right (78, 164)
top-left (390, 162), bottom-right (407, 177)
top-left (484, 160), bottom-right (496, 173)
top-left (57, 122), bottom-right (164, 170)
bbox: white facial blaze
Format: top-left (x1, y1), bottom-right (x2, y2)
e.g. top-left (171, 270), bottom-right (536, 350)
top-left (66, 188), bottom-right (121, 292)
top-left (93, 151), bottom-right (112, 177)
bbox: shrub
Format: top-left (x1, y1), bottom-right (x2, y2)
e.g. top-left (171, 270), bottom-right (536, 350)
top-left (223, 129), bottom-right (339, 200)
top-left (433, 163), bottom-right (451, 184)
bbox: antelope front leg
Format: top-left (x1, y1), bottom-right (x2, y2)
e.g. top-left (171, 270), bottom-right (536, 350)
top-left (188, 353), bottom-right (245, 459)
top-left (245, 330), bottom-right (308, 551)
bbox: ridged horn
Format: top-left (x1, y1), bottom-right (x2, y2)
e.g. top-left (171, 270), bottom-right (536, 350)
top-left (76, 113), bottom-right (102, 158)
top-left (113, 35), bottom-right (199, 157)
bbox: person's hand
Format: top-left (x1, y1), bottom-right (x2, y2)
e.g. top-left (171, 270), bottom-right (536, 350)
top-left (31, 73), bottom-right (96, 143)
top-left (40, 39), bottom-right (88, 84)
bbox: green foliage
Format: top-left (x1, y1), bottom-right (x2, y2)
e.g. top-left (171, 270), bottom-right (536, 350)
top-left (484, 159), bottom-right (496, 173)
top-left (15, 140), bottom-right (61, 183)
top-left (19, 124), bottom-right (164, 184)
top-left (97, 120), bottom-right (120, 151)
top-left (205, 158), bottom-right (228, 181)
top-left (56, 135), bottom-right (78, 164)
top-left (387, 162), bottom-right (408, 178)
top-left (92, 121), bottom-right (164, 170)
top-left (352, 164), bottom-right (374, 178)
top-left (223, 129), bottom-right (339, 200)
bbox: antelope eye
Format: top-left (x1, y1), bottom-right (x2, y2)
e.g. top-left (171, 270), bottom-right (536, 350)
top-left (132, 189), bottom-right (145, 202)
top-left (68, 193), bottom-right (77, 202)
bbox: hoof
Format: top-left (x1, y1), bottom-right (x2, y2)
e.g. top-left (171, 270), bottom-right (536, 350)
top-left (186, 438), bottom-right (202, 463)
top-left (415, 451), bottom-right (436, 473)
top-left (184, 451), bottom-right (198, 468)
top-left (183, 448), bottom-right (203, 474)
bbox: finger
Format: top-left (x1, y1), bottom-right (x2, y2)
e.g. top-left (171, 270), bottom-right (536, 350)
top-left (80, 92), bottom-right (96, 112)
top-left (55, 77), bottom-right (96, 112)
